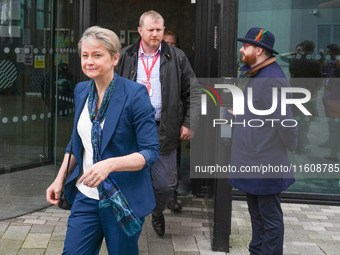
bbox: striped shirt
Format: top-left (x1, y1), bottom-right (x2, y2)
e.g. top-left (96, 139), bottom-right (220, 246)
top-left (136, 45), bottom-right (162, 120)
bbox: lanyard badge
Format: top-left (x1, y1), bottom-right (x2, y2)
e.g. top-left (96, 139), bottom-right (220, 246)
top-left (140, 41), bottom-right (160, 96)
top-left (141, 80), bottom-right (152, 96)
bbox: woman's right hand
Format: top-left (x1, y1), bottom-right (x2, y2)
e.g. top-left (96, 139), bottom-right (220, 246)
top-left (46, 178), bottom-right (63, 205)
top-left (46, 152), bottom-right (74, 204)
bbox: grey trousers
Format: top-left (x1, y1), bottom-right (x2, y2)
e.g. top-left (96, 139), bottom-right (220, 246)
top-left (151, 150), bottom-right (178, 217)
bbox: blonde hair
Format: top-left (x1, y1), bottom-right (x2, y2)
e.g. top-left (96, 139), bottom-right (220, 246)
top-left (139, 10), bottom-right (164, 28)
top-left (78, 26), bottom-right (121, 56)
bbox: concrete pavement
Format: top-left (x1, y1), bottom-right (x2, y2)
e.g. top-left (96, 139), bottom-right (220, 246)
top-left (1, 196), bottom-right (340, 255)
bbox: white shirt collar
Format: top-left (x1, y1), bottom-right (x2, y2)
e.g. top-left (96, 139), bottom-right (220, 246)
top-left (139, 43), bottom-right (162, 56)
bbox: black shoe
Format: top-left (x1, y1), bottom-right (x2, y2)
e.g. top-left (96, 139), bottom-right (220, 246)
top-left (167, 198), bottom-right (182, 213)
top-left (151, 214), bottom-right (165, 236)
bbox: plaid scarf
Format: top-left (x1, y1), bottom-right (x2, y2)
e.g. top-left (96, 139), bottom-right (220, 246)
top-left (88, 74), bottom-right (142, 237)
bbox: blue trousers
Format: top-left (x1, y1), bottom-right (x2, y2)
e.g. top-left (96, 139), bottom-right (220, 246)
top-left (63, 191), bottom-right (144, 255)
top-left (246, 193), bottom-right (284, 255)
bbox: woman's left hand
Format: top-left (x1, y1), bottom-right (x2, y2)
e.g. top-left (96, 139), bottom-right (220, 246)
top-left (78, 160), bottom-right (112, 187)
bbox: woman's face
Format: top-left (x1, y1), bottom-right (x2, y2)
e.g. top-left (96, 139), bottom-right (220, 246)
top-left (81, 39), bottom-right (118, 81)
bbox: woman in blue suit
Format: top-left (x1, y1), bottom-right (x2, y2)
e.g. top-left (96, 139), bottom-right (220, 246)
top-left (46, 26), bottom-right (159, 255)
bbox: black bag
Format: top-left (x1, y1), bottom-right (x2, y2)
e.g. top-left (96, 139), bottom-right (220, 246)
top-left (58, 187), bottom-right (72, 210)
top-left (58, 142), bottom-right (74, 210)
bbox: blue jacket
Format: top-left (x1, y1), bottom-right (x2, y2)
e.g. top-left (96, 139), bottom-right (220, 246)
top-left (228, 60), bottom-right (297, 195)
top-left (64, 75), bottom-right (159, 217)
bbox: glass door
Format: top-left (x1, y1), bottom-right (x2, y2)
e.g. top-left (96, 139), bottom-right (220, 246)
top-left (0, 0), bottom-right (54, 172)
top-left (54, 0), bottom-right (80, 165)
top-left (0, 0), bottom-right (81, 220)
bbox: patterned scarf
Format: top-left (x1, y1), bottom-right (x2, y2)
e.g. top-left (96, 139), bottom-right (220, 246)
top-left (88, 73), bottom-right (142, 237)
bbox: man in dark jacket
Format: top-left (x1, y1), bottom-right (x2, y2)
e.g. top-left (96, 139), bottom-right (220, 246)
top-left (116, 10), bottom-right (200, 237)
top-left (228, 27), bottom-right (298, 255)
top-left (289, 40), bottom-right (323, 154)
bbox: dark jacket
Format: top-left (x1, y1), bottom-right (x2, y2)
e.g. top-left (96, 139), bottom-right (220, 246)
top-left (228, 59), bottom-right (298, 195)
top-left (116, 39), bottom-right (200, 154)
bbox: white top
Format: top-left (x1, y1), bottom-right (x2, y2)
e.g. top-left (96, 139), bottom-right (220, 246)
top-left (76, 98), bottom-right (105, 200)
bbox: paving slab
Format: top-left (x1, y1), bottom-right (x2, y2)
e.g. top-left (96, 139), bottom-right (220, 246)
top-left (21, 233), bottom-right (51, 249)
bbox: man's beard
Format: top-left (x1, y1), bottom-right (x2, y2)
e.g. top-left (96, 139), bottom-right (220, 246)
top-left (148, 38), bottom-right (161, 48)
top-left (241, 51), bottom-right (257, 66)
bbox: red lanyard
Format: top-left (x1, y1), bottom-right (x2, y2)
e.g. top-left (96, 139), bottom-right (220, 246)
top-left (139, 41), bottom-right (161, 81)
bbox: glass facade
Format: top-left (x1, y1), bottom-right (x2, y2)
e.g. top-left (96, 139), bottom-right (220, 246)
top-left (0, 0), bottom-right (79, 172)
top-left (1, 0), bottom-right (52, 171)
top-left (53, 0), bottom-right (80, 161)
top-left (238, 0), bottom-right (340, 197)
top-left (0, 0), bottom-right (79, 219)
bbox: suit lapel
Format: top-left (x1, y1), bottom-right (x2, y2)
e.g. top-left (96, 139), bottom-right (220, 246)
top-left (74, 82), bottom-right (91, 127)
top-left (73, 82), bottom-right (91, 164)
top-left (101, 76), bottom-right (127, 154)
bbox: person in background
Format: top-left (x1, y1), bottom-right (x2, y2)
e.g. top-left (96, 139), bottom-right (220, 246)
top-left (321, 43), bottom-right (340, 162)
top-left (46, 26), bottom-right (159, 254)
top-left (228, 27), bottom-right (298, 255)
top-left (163, 29), bottom-right (180, 48)
top-left (289, 40), bottom-right (323, 154)
top-left (116, 10), bottom-right (200, 237)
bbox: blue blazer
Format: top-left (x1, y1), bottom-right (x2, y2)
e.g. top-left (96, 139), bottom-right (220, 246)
top-left (64, 75), bottom-right (159, 217)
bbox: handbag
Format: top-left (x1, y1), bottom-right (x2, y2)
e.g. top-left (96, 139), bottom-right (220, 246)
top-left (58, 141), bottom-right (74, 210)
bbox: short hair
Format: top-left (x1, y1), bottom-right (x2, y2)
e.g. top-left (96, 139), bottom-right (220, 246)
top-left (295, 43), bottom-right (303, 50)
top-left (139, 10), bottom-right (164, 28)
top-left (164, 29), bottom-right (180, 48)
top-left (78, 26), bottom-right (121, 57)
top-left (263, 49), bottom-right (272, 57)
top-left (301, 40), bottom-right (315, 54)
top-left (327, 43), bottom-right (340, 55)
top-left (164, 29), bottom-right (178, 40)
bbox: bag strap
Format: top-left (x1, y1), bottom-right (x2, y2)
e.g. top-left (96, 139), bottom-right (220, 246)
top-left (65, 140), bottom-right (73, 177)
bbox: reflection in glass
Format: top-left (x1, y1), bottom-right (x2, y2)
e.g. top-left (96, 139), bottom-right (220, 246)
top-left (238, 0), bottom-right (340, 196)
